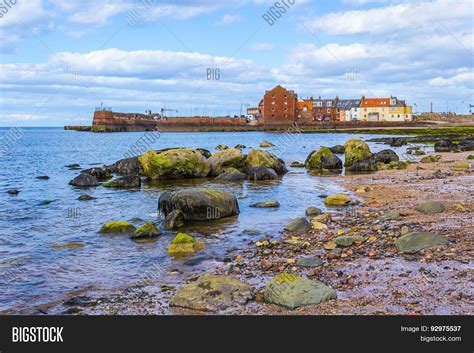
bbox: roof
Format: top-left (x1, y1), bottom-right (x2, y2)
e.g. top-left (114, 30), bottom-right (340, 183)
top-left (362, 98), bottom-right (390, 107)
top-left (336, 99), bottom-right (361, 109)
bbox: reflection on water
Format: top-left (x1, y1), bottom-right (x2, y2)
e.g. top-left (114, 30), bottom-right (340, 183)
top-left (0, 128), bottom-right (423, 311)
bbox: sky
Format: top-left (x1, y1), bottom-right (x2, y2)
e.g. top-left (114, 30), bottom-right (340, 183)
top-left (0, 0), bottom-right (473, 126)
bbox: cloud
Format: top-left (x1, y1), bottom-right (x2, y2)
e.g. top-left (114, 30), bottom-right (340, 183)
top-left (216, 14), bottom-right (241, 26)
top-left (250, 42), bottom-right (274, 52)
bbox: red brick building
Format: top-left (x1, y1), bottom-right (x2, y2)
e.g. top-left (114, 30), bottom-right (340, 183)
top-left (261, 85), bottom-right (297, 125)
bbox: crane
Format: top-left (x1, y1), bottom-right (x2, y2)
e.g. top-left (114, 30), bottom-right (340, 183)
top-left (469, 104), bottom-right (474, 114)
top-left (160, 107), bottom-right (179, 118)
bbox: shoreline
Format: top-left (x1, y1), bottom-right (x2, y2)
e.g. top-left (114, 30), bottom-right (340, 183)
top-left (10, 150), bottom-right (472, 316)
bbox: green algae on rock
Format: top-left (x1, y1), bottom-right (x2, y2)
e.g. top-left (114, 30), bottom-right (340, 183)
top-left (208, 148), bottom-right (245, 176)
top-left (245, 149), bottom-right (287, 175)
top-left (284, 217), bottom-right (311, 232)
top-left (334, 235), bottom-right (366, 247)
top-left (415, 201), bottom-right (445, 214)
top-left (305, 147), bottom-right (342, 171)
top-left (260, 141), bottom-right (275, 147)
top-left (324, 193), bottom-right (351, 206)
top-left (395, 232), bottom-right (449, 253)
top-left (344, 139), bottom-right (372, 167)
top-left (99, 221), bottom-right (136, 234)
top-left (168, 233), bottom-right (205, 256)
top-left (131, 221), bottom-right (162, 240)
top-left (264, 273), bottom-right (336, 309)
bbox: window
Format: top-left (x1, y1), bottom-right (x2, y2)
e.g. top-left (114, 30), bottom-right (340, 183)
top-left (327, 109), bottom-right (330, 113)
top-left (284, 101), bottom-right (288, 105)
top-left (327, 102), bottom-right (332, 107)
top-left (272, 94), bottom-right (275, 98)
top-left (284, 94), bottom-right (287, 98)
top-left (364, 108), bottom-right (367, 112)
top-left (271, 107), bottom-right (275, 111)
top-left (316, 102), bottom-right (322, 107)
top-left (284, 107), bottom-right (287, 111)
top-left (390, 108), bottom-right (394, 112)
top-left (303, 106), bottom-right (308, 112)
top-left (272, 101), bottom-right (275, 105)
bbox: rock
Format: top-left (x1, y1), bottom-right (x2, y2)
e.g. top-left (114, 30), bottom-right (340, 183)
top-left (329, 145), bottom-right (344, 154)
top-left (51, 243), bottom-right (84, 250)
top-left (36, 176), bottom-right (50, 180)
top-left (81, 167), bottom-right (112, 181)
top-left (7, 189), bottom-right (19, 195)
top-left (250, 200), bottom-right (280, 208)
top-left (65, 164), bottom-right (81, 169)
top-left (242, 229), bottom-right (264, 237)
top-left (284, 217), bottom-right (311, 232)
top-left (415, 201), bottom-right (445, 214)
top-left (459, 138), bottom-right (474, 151)
top-left (215, 144), bottom-right (229, 150)
top-left (344, 139), bottom-right (372, 167)
top-left (40, 200), bottom-right (54, 206)
top-left (305, 207), bottom-right (322, 216)
top-left (105, 157), bottom-right (143, 175)
top-left (468, 155), bottom-right (474, 160)
top-left (158, 188), bottom-right (239, 221)
top-left (290, 161), bottom-right (305, 168)
top-left (247, 166), bottom-right (278, 180)
top-left (102, 176), bottom-right (141, 189)
top-left (356, 186), bottom-right (370, 193)
top-left (347, 159), bottom-right (379, 172)
top-left (421, 155), bottom-right (441, 163)
top-left (78, 194), bottom-right (95, 201)
top-left (139, 149), bottom-right (211, 180)
top-left (163, 209), bottom-right (185, 230)
top-left (196, 148), bottom-right (212, 159)
top-left (372, 149), bottom-right (399, 164)
top-left (208, 148), bottom-right (245, 176)
top-left (386, 161), bottom-right (408, 170)
top-left (311, 220), bottom-right (328, 230)
top-left (215, 168), bottom-right (247, 181)
top-left (245, 149), bottom-right (287, 175)
top-left (69, 173), bottom-right (100, 187)
top-left (395, 232), bottom-right (449, 253)
top-left (312, 213), bottom-right (332, 224)
top-left (131, 221), bottom-right (161, 240)
top-left (378, 211), bottom-right (400, 221)
top-left (168, 233), bottom-right (205, 256)
top-left (260, 141), bottom-right (274, 147)
top-left (324, 193), bottom-right (351, 207)
top-left (434, 140), bottom-right (455, 152)
top-left (335, 235), bottom-right (365, 247)
top-left (401, 226), bottom-right (410, 236)
top-left (234, 144), bottom-right (246, 149)
top-left (305, 147), bottom-right (342, 171)
top-left (390, 139), bottom-right (407, 147)
top-left (171, 275), bottom-right (252, 312)
top-left (99, 221), bottom-right (136, 234)
top-left (296, 257), bottom-right (324, 267)
top-left (264, 274), bottom-right (336, 309)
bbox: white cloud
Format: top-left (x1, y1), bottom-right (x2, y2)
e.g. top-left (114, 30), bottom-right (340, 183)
top-left (250, 42), bottom-right (274, 52)
top-left (216, 14), bottom-right (241, 26)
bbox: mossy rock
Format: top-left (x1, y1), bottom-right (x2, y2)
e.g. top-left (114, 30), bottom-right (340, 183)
top-left (305, 147), bottom-right (342, 170)
top-left (290, 161), bottom-right (305, 168)
top-left (260, 141), bottom-right (275, 147)
top-left (334, 235), bottom-right (365, 247)
top-left (208, 148), bottom-right (245, 176)
top-left (264, 274), bottom-right (337, 309)
top-left (420, 155), bottom-right (441, 163)
top-left (324, 193), bottom-right (351, 207)
top-left (51, 243), bottom-right (85, 250)
top-left (415, 201), bottom-right (445, 214)
top-left (284, 217), bottom-right (311, 232)
top-left (168, 233), bottom-right (205, 256)
top-left (245, 149), bottom-right (287, 175)
top-left (215, 144), bottom-right (229, 150)
top-left (467, 155), bottom-right (474, 160)
top-left (158, 188), bottom-right (239, 221)
top-left (344, 139), bottom-right (372, 167)
top-left (395, 232), bottom-right (449, 253)
top-left (163, 209), bottom-right (185, 230)
top-left (131, 221), bottom-right (162, 240)
top-left (139, 149), bottom-right (210, 180)
top-left (99, 221), bottom-right (136, 234)
top-left (305, 207), bottom-right (322, 216)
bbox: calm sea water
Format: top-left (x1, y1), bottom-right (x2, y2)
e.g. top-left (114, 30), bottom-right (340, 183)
top-left (0, 128), bottom-right (418, 311)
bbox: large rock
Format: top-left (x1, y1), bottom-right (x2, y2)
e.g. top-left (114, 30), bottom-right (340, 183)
top-left (208, 148), bottom-right (245, 176)
top-left (247, 166), bottom-right (277, 180)
top-left (459, 138), bottom-right (474, 151)
top-left (415, 201), bottom-right (445, 214)
top-left (344, 139), bottom-right (372, 167)
top-left (171, 275), bottom-right (252, 312)
top-left (102, 176), bottom-right (141, 189)
top-left (81, 168), bottom-right (111, 181)
top-left (69, 173), bottom-right (100, 187)
top-left (284, 217), bottom-right (311, 232)
top-left (305, 147), bottom-right (342, 171)
top-left (106, 157), bottom-right (143, 175)
top-left (245, 149), bottom-right (287, 175)
top-left (372, 149), bottom-right (399, 164)
top-left (395, 232), bottom-right (449, 253)
top-left (99, 221), bottom-right (136, 234)
top-left (329, 145), bottom-right (344, 154)
top-left (264, 274), bottom-right (337, 309)
top-left (250, 200), bottom-right (280, 208)
top-left (324, 193), bottom-right (351, 206)
top-left (139, 149), bottom-right (211, 180)
top-left (434, 140), bottom-right (455, 152)
top-left (347, 159), bottom-right (379, 172)
top-left (158, 189), bottom-right (239, 221)
top-left (215, 168), bottom-right (247, 182)
top-left (163, 209), bottom-right (185, 230)
top-left (167, 233), bottom-right (205, 256)
top-left (335, 235), bottom-right (365, 247)
top-left (131, 221), bottom-right (162, 240)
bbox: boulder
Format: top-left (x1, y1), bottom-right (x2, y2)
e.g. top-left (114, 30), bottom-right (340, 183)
top-left (171, 275), bottom-right (252, 312)
top-left (334, 235), bottom-right (365, 247)
top-left (139, 149), bottom-right (210, 180)
top-left (78, 194), bottom-right (95, 201)
top-left (372, 149), bottom-right (399, 164)
top-left (196, 148), bottom-right (212, 158)
top-left (284, 217), bottom-right (311, 232)
top-left (81, 167), bottom-right (111, 181)
top-left (163, 209), bottom-right (185, 230)
top-left (305, 147), bottom-right (342, 171)
top-left (69, 173), bottom-right (100, 187)
top-left (264, 274), bottom-right (336, 309)
top-left (434, 140), bottom-right (455, 152)
top-left (247, 166), bottom-right (278, 180)
top-left (168, 233), bottom-right (205, 256)
top-left (131, 221), bottom-right (162, 240)
top-left (106, 157), bottom-right (143, 175)
top-left (296, 257), bottom-right (324, 267)
top-left (290, 161), bottom-right (305, 168)
top-left (458, 138), bottom-right (474, 151)
top-left (344, 139), bottom-right (372, 167)
top-left (324, 193), bottom-right (351, 207)
top-left (215, 168), bottom-right (247, 182)
top-left (329, 145), bottom-right (345, 154)
top-left (250, 200), bottom-right (280, 208)
top-left (260, 141), bottom-right (274, 147)
top-left (158, 189), bottom-right (239, 221)
top-left (208, 148), bottom-right (245, 176)
top-left (99, 221), bottom-right (136, 234)
top-left (305, 207), bottom-right (322, 216)
top-left (378, 211), bottom-right (400, 221)
top-left (102, 176), bottom-right (141, 189)
top-left (215, 144), bottom-right (229, 150)
top-left (245, 149), bottom-right (287, 175)
top-left (347, 159), bottom-right (379, 172)
top-left (415, 201), bottom-right (445, 214)
top-left (234, 144), bottom-right (246, 149)
top-left (395, 232), bottom-right (449, 253)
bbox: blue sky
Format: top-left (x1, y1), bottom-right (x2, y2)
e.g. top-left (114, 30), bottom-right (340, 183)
top-left (0, 0), bottom-right (473, 126)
